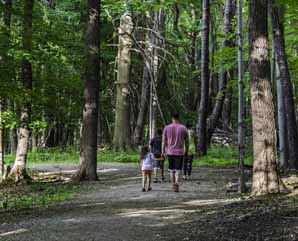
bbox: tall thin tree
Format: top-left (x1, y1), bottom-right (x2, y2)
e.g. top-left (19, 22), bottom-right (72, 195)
top-left (269, 0), bottom-right (298, 169)
top-left (113, 12), bottom-right (133, 151)
top-left (196, 0), bottom-right (210, 156)
top-left (276, 63), bottom-right (288, 171)
top-left (75, 0), bottom-right (100, 181)
top-left (237, 0), bottom-right (246, 193)
top-left (0, 0), bottom-right (13, 178)
top-left (207, 0), bottom-right (236, 142)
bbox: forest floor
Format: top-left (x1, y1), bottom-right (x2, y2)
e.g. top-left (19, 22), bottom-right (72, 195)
top-left (1, 163), bottom-right (298, 241)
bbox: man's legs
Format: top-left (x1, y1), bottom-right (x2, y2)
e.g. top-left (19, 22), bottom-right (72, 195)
top-left (170, 171), bottom-right (175, 186)
top-left (175, 170), bottom-right (181, 185)
top-left (174, 156), bottom-right (184, 192)
top-left (183, 156), bottom-right (187, 179)
top-left (168, 155), bottom-right (176, 190)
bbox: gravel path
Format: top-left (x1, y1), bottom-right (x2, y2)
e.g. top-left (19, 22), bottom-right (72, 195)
top-left (1, 163), bottom-right (298, 241)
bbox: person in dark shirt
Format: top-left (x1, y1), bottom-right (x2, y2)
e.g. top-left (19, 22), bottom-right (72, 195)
top-left (150, 128), bottom-right (165, 182)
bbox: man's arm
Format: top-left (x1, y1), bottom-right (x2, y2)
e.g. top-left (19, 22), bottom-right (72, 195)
top-left (162, 129), bottom-right (167, 157)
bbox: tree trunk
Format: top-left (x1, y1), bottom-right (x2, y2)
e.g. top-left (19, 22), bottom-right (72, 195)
top-left (10, 128), bottom-right (17, 154)
top-left (208, 14), bottom-right (216, 114)
top-left (9, 0), bottom-right (34, 181)
top-left (75, 0), bottom-right (100, 181)
top-left (0, 0), bottom-right (13, 178)
top-left (237, 0), bottom-right (246, 193)
top-left (0, 102), bottom-right (4, 179)
top-left (276, 62), bottom-right (288, 171)
top-left (149, 9), bottom-right (166, 140)
top-left (249, 0), bottom-right (284, 196)
top-left (269, 0), bottom-right (298, 169)
top-left (196, 0), bottom-right (210, 157)
top-left (207, 0), bottom-right (236, 142)
top-left (173, 3), bottom-right (180, 32)
top-left (113, 13), bottom-right (133, 151)
top-left (133, 63), bottom-right (150, 145)
top-left (222, 86), bottom-right (233, 130)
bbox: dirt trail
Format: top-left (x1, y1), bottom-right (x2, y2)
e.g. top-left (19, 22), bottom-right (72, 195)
top-left (1, 163), bottom-right (298, 241)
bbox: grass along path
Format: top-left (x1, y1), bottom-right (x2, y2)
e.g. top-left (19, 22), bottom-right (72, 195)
top-left (5, 146), bottom-right (253, 166)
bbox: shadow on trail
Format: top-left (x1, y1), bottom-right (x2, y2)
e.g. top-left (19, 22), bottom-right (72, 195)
top-left (1, 163), bottom-right (298, 241)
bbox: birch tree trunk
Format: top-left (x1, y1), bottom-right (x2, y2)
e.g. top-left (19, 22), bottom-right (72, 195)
top-left (196, 0), bottom-right (210, 157)
top-left (269, 0), bottom-right (298, 169)
top-left (75, 0), bottom-right (100, 181)
top-left (113, 13), bottom-right (134, 151)
top-left (249, 0), bottom-right (284, 196)
top-left (9, 0), bottom-right (34, 181)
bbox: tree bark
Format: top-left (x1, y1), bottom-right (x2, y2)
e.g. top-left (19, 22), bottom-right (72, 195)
top-left (222, 86), bottom-right (233, 130)
top-left (149, 9), bottom-right (166, 140)
top-left (196, 0), bottom-right (210, 156)
top-left (249, 0), bottom-right (284, 196)
top-left (237, 0), bottom-right (246, 193)
top-left (0, 0), bottom-right (13, 178)
top-left (10, 128), bottom-right (17, 154)
top-left (75, 0), bottom-right (100, 181)
top-left (207, 0), bottom-right (236, 142)
top-left (173, 3), bottom-right (180, 32)
top-left (269, 0), bottom-right (298, 169)
top-left (0, 102), bottom-right (4, 179)
top-left (208, 14), bottom-right (216, 114)
top-left (113, 13), bottom-right (133, 151)
top-left (9, 0), bottom-right (34, 181)
top-left (133, 63), bottom-right (150, 145)
top-left (276, 62), bottom-right (288, 171)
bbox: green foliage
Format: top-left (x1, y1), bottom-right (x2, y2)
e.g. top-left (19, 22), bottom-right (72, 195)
top-left (30, 120), bottom-right (48, 134)
top-left (195, 146), bottom-right (253, 167)
top-left (0, 183), bottom-right (78, 211)
top-left (5, 146), bottom-right (253, 167)
top-left (0, 111), bottom-right (17, 129)
top-left (98, 151), bottom-right (139, 163)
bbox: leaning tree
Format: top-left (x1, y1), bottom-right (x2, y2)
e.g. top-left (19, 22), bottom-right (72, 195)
top-left (9, 0), bottom-right (34, 181)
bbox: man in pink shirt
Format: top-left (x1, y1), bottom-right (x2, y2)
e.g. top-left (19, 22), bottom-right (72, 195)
top-left (162, 113), bottom-right (189, 192)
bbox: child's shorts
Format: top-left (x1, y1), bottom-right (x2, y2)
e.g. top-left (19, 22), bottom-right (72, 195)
top-left (153, 160), bottom-right (164, 168)
top-left (142, 170), bottom-right (152, 175)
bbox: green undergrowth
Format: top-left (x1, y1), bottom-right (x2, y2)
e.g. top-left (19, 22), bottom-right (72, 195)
top-left (5, 146), bottom-right (252, 167)
top-left (0, 182), bottom-right (79, 211)
top-left (195, 146), bottom-right (253, 167)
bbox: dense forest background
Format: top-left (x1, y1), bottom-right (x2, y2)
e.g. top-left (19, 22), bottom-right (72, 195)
top-left (1, 0), bottom-right (298, 193)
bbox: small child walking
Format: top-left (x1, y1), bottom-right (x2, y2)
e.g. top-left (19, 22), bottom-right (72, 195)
top-left (150, 129), bottom-right (165, 183)
top-left (140, 145), bottom-right (154, 192)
